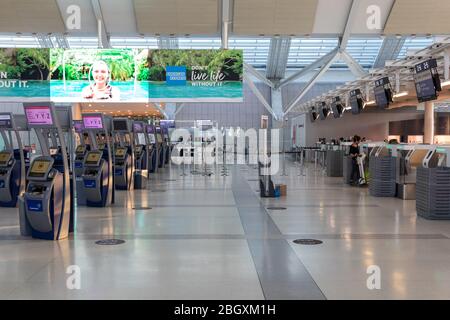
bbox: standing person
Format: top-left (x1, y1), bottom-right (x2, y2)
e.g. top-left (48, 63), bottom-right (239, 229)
top-left (349, 135), bottom-right (361, 185)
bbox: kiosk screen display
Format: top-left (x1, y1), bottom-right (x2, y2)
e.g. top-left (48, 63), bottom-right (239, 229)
top-left (83, 116), bottom-right (103, 129)
top-left (133, 123), bottom-right (143, 133)
top-left (0, 114), bottom-right (12, 128)
top-left (75, 145), bottom-right (85, 154)
top-left (85, 152), bottom-right (101, 165)
top-left (113, 120), bottom-right (128, 131)
top-left (115, 148), bottom-right (126, 157)
top-left (146, 125), bottom-right (155, 134)
top-left (30, 160), bottom-right (51, 177)
top-left (156, 134), bottom-right (163, 143)
top-left (0, 152), bottom-right (11, 165)
top-left (25, 106), bottom-right (53, 125)
top-left (73, 121), bottom-right (84, 133)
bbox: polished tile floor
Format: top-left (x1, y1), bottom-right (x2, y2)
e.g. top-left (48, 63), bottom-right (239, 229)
top-left (2, 161), bottom-right (450, 299)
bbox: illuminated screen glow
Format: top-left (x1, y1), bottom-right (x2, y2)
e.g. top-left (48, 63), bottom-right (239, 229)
top-left (83, 116), bottom-right (103, 129)
top-left (25, 106), bottom-right (53, 125)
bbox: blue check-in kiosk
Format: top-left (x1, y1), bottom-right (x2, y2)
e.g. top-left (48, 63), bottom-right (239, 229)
top-left (22, 103), bottom-right (73, 240)
top-left (0, 113), bottom-right (27, 207)
top-left (81, 113), bottom-right (114, 207)
top-left (146, 124), bottom-right (159, 173)
top-left (113, 118), bottom-right (134, 190)
top-left (133, 121), bottom-right (149, 189)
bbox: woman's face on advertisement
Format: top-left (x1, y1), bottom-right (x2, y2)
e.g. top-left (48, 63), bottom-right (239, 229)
top-left (92, 63), bottom-right (108, 85)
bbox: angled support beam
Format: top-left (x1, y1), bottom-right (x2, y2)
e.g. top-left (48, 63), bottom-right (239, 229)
top-left (340, 0), bottom-right (360, 51)
top-left (244, 74), bottom-right (278, 120)
top-left (278, 48), bottom-right (338, 88)
top-left (174, 103), bottom-right (186, 117)
top-left (91, 0), bottom-right (110, 48)
top-left (283, 51), bottom-right (338, 116)
top-left (339, 50), bottom-right (368, 78)
top-left (266, 36), bottom-right (291, 80)
top-left (154, 103), bottom-right (168, 119)
top-left (244, 62), bottom-right (275, 88)
top-left (373, 36), bottom-right (406, 68)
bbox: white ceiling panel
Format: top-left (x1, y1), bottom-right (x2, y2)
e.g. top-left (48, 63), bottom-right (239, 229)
top-left (0, 0), bottom-right (65, 33)
top-left (312, 0), bottom-right (352, 35)
top-left (56, 0), bottom-right (97, 35)
top-left (384, 0), bottom-right (450, 35)
top-left (233, 0), bottom-right (318, 36)
top-left (100, 0), bottom-right (137, 35)
top-left (134, 0), bottom-right (219, 35)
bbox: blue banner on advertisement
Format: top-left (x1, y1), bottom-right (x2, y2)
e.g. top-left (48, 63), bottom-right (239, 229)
top-left (166, 66), bottom-right (187, 86)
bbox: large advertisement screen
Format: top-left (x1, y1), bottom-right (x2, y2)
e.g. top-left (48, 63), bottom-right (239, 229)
top-left (0, 48), bottom-right (243, 103)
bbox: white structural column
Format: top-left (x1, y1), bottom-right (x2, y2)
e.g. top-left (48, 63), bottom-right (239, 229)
top-left (244, 74), bottom-right (277, 120)
top-left (221, 0), bottom-right (232, 49)
top-left (91, 0), bottom-right (110, 48)
top-left (424, 101), bottom-right (435, 144)
top-left (244, 63), bottom-right (275, 88)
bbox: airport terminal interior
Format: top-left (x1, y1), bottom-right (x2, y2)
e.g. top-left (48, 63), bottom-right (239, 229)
top-left (2, 0), bottom-right (450, 301)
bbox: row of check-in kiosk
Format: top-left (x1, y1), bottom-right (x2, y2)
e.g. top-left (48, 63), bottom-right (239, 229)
top-left (339, 142), bottom-right (450, 220)
top-left (0, 102), bottom-right (172, 240)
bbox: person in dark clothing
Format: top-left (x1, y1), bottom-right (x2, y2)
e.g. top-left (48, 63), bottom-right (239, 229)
top-left (349, 135), bottom-right (361, 185)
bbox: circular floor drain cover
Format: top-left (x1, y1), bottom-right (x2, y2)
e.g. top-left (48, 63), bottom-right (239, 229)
top-left (132, 207), bottom-right (152, 210)
top-left (95, 239), bottom-right (126, 246)
top-left (293, 239), bottom-right (323, 245)
top-left (267, 207), bottom-right (287, 210)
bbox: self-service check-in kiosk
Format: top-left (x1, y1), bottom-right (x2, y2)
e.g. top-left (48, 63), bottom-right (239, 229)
top-left (81, 113), bottom-right (114, 207)
top-left (73, 120), bottom-right (89, 178)
top-left (0, 113), bottom-right (27, 207)
top-left (146, 124), bottom-right (158, 173)
top-left (156, 126), bottom-right (166, 168)
top-left (113, 118), bottom-right (134, 190)
top-left (133, 121), bottom-right (148, 189)
top-left (22, 103), bottom-right (73, 240)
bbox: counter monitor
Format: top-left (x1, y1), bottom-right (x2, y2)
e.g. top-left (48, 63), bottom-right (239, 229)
top-left (25, 106), bottom-right (53, 126)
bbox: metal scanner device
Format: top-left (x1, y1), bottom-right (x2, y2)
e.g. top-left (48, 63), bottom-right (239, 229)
top-left (395, 144), bottom-right (431, 200)
top-left (423, 147), bottom-right (448, 168)
top-left (146, 124), bottom-right (159, 173)
top-left (113, 118), bottom-right (134, 190)
top-left (81, 113), bottom-right (114, 207)
top-left (133, 121), bottom-right (149, 189)
top-left (22, 103), bottom-right (73, 240)
top-left (0, 113), bottom-right (27, 207)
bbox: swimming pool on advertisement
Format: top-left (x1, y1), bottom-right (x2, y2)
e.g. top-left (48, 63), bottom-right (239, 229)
top-left (0, 80), bottom-right (243, 99)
